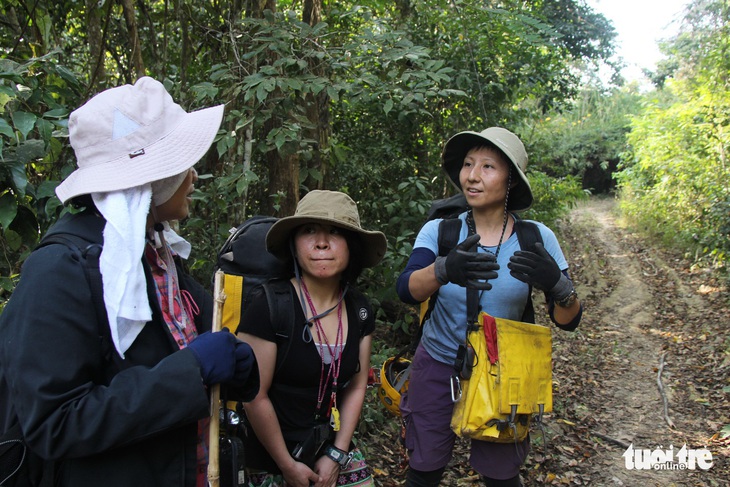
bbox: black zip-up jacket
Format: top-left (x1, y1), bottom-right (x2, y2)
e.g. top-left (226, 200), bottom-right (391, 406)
top-left (0, 209), bottom-right (239, 486)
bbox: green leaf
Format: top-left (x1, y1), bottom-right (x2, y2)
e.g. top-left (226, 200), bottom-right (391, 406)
top-left (287, 79), bottom-right (303, 91)
top-left (36, 180), bottom-right (59, 199)
top-left (9, 162), bottom-right (28, 196)
top-left (236, 176), bottom-right (251, 196)
top-left (274, 132), bottom-right (287, 151)
top-left (216, 138), bottom-right (228, 158)
top-left (383, 99), bottom-right (393, 115)
top-left (1, 276), bottom-right (16, 292)
top-left (191, 82), bottom-right (218, 103)
top-left (256, 84), bottom-right (268, 103)
top-left (36, 118), bottom-right (53, 142)
top-left (0, 193), bottom-right (18, 230)
top-left (44, 196), bottom-right (62, 217)
top-left (12, 112), bottom-right (37, 139)
top-left (55, 65), bottom-right (80, 86)
top-left (5, 229), bottom-right (21, 251)
top-left (0, 118), bottom-right (13, 138)
top-left (15, 139), bottom-right (45, 163)
top-left (43, 108), bottom-right (69, 119)
top-left (0, 85), bottom-right (14, 97)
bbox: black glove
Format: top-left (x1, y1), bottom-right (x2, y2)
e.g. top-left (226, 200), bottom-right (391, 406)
top-left (434, 234), bottom-right (499, 290)
top-left (507, 242), bottom-right (561, 291)
top-left (187, 330), bottom-right (253, 386)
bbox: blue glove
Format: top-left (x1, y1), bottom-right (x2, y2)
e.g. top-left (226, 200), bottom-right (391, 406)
top-left (187, 330), bottom-right (238, 385)
top-left (232, 341), bottom-right (256, 386)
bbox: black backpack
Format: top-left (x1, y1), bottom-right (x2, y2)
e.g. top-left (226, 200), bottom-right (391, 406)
top-left (216, 216), bottom-right (370, 374)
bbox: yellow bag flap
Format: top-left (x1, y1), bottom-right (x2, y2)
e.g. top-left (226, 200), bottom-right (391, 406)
top-left (221, 274), bottom-right (244, 332)
top-left (492, 315), bottom-right (553, 414)
top-left (451, 313), bottom-right (553, 442)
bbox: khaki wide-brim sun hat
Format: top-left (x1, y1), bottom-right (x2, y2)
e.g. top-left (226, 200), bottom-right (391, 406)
top-left (441, 126), bottom-right (533, 211)
top-left (266, 190), bottom-right (387, 268)
top-left (55, 76), bottom-right (224, 203)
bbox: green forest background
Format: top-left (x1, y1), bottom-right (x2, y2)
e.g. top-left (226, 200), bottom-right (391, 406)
top-left (1, 0), bottom-right (728, 345)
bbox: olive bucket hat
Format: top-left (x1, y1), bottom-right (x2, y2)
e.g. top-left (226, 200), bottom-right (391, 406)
top-left (266, 190), bottom-right (387, 268)
top-left (441, 127), bottom-right (533, 211)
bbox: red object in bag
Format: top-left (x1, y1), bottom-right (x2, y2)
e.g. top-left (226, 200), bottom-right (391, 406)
top-left (481, 313), bottom-right (499, 364)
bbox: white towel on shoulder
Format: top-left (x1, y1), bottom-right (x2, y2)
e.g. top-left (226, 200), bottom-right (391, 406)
top-left (93, 186), bottom-right (152, 357)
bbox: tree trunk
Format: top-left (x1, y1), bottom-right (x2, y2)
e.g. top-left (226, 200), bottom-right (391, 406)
top-left (302, 0), bottom-right (330, 191)
top-left (120, 0), bottom-right (146, 79)
top-left (247, 0), bottom-right (299, 215)
top-left (86, 0), bottom-right (106, 90)
top-left (171, 0), bottom-right (190, 88)
top-left (266, 118), bottom-right (300, 216)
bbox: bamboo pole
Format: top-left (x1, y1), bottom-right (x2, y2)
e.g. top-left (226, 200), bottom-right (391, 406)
top-left (207, 270), bottom-right (226, 487)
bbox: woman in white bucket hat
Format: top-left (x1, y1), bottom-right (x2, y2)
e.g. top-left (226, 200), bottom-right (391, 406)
top-left (395, 127), bottom-right (582, 487)
top-left (0, 77), bottom-right (259, 487)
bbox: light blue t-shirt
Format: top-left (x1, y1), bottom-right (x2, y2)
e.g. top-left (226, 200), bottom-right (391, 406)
top-left (414, 212), bottom-right (568, 365)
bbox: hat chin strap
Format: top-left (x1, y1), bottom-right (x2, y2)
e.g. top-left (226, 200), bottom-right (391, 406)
top-left (149, 204), bottom-right (165, 233)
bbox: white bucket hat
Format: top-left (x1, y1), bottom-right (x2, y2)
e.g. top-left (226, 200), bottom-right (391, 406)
top-left (441, 127), bottom-right (533, 211)
top-left (55, 76), bottom-right (224, 203)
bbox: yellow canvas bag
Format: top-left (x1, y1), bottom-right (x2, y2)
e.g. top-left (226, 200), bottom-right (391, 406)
top-left (450, 312), bottom-right (552, 443)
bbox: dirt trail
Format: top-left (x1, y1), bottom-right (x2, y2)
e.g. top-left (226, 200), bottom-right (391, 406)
top-left (529, 197), bottom-right (729, 486)
top-left (367, 196), bottom-right (729, 487)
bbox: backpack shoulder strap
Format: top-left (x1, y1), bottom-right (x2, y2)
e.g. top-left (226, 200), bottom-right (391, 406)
top-left (261, 279), bottom-right (296, 375)
top-left (408, 217), bottom-right (462, 352)
top-left (36, 233), bottom-right (125, 370)
top-left (513, 219), bottom-right (543, 251)
top-left (513, 219), bottom-right (544, 324)
top-left (344, 286), bottom-right (370, 338)
top-left (37, 234), bottom-right (103, 323)
top-left (430, 216), bottom-right (462, 306)
top-left (261, 280), bottom-right (371, 375)
top-left (437, 217), bottom-right (461, 258)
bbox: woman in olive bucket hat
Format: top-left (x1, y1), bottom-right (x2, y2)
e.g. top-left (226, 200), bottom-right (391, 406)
top-left (395, 127), bottom-right (583, 487)
top-left (237, 190), bottom-right (385, 487)
top-left (0, 77), bottom-right (259, 487)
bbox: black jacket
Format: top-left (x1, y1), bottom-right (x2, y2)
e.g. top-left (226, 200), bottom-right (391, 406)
top-left (0, 209), bottom-right (222, 486)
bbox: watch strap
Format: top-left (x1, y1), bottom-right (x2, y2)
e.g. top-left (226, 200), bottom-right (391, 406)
top-left (556, 289), bottom-right (578, 308)
top-left (324, 445), bottom-right (351, 468)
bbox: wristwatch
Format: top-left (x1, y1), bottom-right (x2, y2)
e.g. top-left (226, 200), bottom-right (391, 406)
top-left (323, 445), bottom-right (352, 469)
top-left (556, 289), bottom-right (578, 308)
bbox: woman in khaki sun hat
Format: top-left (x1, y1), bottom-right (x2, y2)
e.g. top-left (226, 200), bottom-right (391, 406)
top-left (238, 190), bottom-right (385, 487)
top-left (395, 127), bottom-right (583, 487)
top-left (0, 77), bottom-right (259, 487)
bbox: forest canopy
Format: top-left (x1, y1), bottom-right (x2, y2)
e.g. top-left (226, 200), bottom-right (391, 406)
top-left (1, 0), bottom-right (728, 318)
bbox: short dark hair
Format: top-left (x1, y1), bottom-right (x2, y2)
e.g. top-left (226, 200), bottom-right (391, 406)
top-left (281, 226), bottom-right (366, 284)
top-left (340, 228), bottom-right (365, 284)
top-left (466, 142), bottom-right (509, 165)
top-left (69, 194), bottom-right (95, 209)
